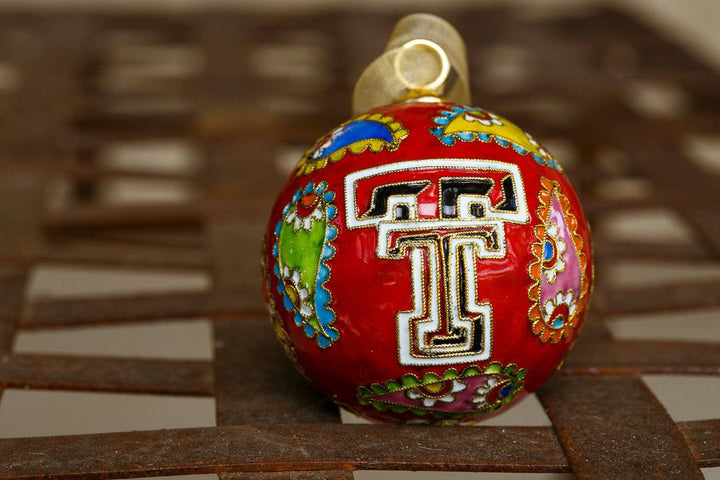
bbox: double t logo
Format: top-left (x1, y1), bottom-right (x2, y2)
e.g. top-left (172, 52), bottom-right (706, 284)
top-left (344, 159), bottom-right (529, 366)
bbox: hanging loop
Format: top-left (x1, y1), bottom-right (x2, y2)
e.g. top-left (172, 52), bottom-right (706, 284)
top-left (352, 13), bottom-right (471, 115)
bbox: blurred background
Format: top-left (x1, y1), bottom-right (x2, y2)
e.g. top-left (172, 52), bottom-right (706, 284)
top-left (1, 0), bottom-right (719, 68)
top-left (0, 0), bottom-right (718, 479)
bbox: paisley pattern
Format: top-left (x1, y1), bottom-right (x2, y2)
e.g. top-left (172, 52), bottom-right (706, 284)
top-left (528, 177), bottom-right (589, 343)
top-left (357, 362), bottom-right (525, 420)
top-left (430, 105), bottom-right (562, 171)
top-left (296, 113), bottom-right (408, 176)
top-left (273, 181), bottom-right (339, 348)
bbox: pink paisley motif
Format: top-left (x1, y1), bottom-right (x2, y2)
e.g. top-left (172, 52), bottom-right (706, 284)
top-left (540, 194), bottom-right (582, 307)
top-left (371, 375), bottom-right (496, 414)
top-left (528, 177), bottom-right (589, 343)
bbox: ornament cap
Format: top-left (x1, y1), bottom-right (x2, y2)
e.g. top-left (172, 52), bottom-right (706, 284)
top-left (352, 13), bottom-right (471, 115)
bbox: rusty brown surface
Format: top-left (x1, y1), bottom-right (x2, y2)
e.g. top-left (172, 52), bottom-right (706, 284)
top-left (223, 472), bottom-right (354, 480)
top-left (563, 339), bottom-right (720, 375)
top-left (0, 420), bottom-right (716, 479)
top-left (679, 419), bottom-right (720, 468)
top-left (0, 353), bottom-right (213, 395)
top-left (537, 376), bottom-right (704, 480)
top-left (592, 240), bottom-right (709, 260)
top-left (0, 5), bottom-right (717, 480)
top-left (0, 423), bottom-right (571, 478)
top-left (23, 291), bottom-right (264, 329)
top-left (626, 143), bottom-right (720, 256)
top-left (70, 227), bottom-right (204, 249)
top-left (42, 204), bottom-right (205, 232)
top-left (0, 271), bottom-right (28, 352)
top-left (596, 279), bottom-right (720, 314)
top-left (38, 239), bottom-right (209, 270)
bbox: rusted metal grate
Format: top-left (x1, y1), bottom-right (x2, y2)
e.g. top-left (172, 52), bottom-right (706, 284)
top-left (0, 6), bottom-right (718, 479)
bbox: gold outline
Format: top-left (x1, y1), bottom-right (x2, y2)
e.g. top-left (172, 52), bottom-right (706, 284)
top-left (295, 113), bottom-right (409, 177)
top-left (527, 177), bottom-right (589, 344)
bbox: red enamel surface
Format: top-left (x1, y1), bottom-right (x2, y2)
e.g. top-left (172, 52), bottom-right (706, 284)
top-left (263, 102), bottom-right (593, 423)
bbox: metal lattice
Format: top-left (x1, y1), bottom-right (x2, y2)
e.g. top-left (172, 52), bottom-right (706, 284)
top-left (0, 6), bottom-right (718, 479)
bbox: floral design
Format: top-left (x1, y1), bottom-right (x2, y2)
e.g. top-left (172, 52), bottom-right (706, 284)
top-left (273, 181), bottom-right (339, 348)
top-left (528, 177), bottom-right (589, 343)
top-left (406, 379), bottom-right (467, 408)
top-left (542, 221), bottom-right (566, 284)
top-left (357, 362), bottom-right (526, 421)
top-left (542, 290), bottom-right (578, 330)
top-left (462, 110), bottom-right (503, 127)
top-left (285, 201), bottom-right (323, 232)
top-left (473, 375), bottom-right (518, 411)
top-left (296, 113), bottom-right (408, 176)
top-left (280, 266), bottom-right (313, 318)
top-left (527, 134), bottom-right (553, 165)
top-left (429, 105), bottom-right (562, 171)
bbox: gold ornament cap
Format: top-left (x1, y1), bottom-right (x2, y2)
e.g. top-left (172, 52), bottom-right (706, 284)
top-left (352, 13), bottom-right (471, 115)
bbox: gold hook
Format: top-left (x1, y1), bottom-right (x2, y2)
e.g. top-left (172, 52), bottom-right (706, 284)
top-left (394, 39), bottom-right (451, 92)
top-left (352, 14), bottom-right (471, 115)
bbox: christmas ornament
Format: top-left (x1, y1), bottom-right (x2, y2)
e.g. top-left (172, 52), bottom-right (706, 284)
top-left (261, 14), bottom-right (593, 424)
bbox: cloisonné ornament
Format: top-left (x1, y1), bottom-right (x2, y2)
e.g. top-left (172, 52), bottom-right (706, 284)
top-left (261, 14), bottom-right (593, 424)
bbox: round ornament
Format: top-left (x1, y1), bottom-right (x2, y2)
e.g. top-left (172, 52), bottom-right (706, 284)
top-left (261, 14), bottom-right (593, 424)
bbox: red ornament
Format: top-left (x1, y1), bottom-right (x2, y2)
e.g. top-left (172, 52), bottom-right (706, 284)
top-left (261, 14), bottom-right (593, 424)
top-left (261, 101), bottom-right (593, 424)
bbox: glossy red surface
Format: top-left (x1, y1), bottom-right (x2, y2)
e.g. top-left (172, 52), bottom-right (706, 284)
top-left (262, 102), bottom-right (593, 424)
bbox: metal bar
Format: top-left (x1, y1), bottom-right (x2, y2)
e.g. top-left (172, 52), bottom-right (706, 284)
top-left (537, 375), bottom-right (703, 479)
top-left (67, 228), bottom-right (205, 249)
top-left (37, 240), bottom-right (208, 270)
top-left (625, 142), bottom-right (720, 257)
top-left (678, 419), bottom-right (720, 468)
top-left (0, 423), bottom-right (570, 479)
top-left (222, 472), bottom-right (354, 480)
top-left (592, 241), bottom-right (708, 260)
top-left (0, 271), bottom-right (29, 352)
top-left (48, 163), bottom-right (201, 182)
top-left (0, 354), bottom-right (213, 396)
top-left (43, 204), bottom-right (205, 231)
top-left (563, 339), bottom-right (720, 375)
top-left (70, 113), bottom-right (195, 143)
top-left (596, 279), bottom-right (720, 314)
top-left (23, 291), bottom-right (264, 329)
